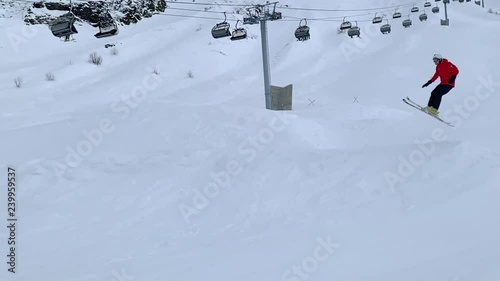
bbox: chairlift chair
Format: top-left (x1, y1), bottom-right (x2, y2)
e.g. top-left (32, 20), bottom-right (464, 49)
top-left (48, 12), bottom-right (78, 38)
top-left (419, 12), bottom-right (428, 21)
top-left (411, 6), bottom-right (419, 12)
top-left (94, 13), bottom-right (118, 38)
top-left (95, 21), bottom-right (118, 38)
top-left (424, 1), bottom-right (432, 7)
top-left (432, 5), bottom-right (440, 13)
top-left (372, 13), bottom-right (383, 24)
top-left (266, 3), bottom-right (282, 21)
top-left (270, 12), bottom-right (282, 20)
top-left (243, 16), bottom-right (259, 25)
top-left (230, 20), bottom-right (247, 41)
top-left (339, 17), bottom-right (352, 30)
top-left (403, 17), bottom-right (412, 28)
top-left (295, 19), bottom-right (310, 41)
top-left (230, 29), bottom-right (247, 41)
top-left (211, 12), bottom-right (231, 39)
top-left (212, 22), bottom-right (231, 39)
top-left (380, 19), bottom-right (391, 34)
top-left (243, 7), bottom-right (259, 25)
top-left (393, 11), bottom-right (402, 18)
top-left (380, 23), bottom-right (391, 34)
top-left (347, 21), bottom-right (360, 38)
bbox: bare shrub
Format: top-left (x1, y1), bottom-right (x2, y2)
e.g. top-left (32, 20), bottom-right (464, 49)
top-left (45, 72), bottom-right (55, 81)
top-left (14, 77), bottom-right (23, 88)
top-left (88, 52), bottom-right (103, 65)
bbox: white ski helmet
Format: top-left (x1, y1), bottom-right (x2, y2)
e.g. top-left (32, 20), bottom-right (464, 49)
top-left (433, 53), bottom-right (443, 61)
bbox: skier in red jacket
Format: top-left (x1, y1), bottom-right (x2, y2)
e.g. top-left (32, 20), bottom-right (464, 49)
top-left (421, 54), bottom-right (459, 116)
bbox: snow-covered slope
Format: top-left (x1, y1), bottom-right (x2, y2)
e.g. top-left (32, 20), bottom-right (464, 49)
top-left (1, 0), bottom-right (500, 281)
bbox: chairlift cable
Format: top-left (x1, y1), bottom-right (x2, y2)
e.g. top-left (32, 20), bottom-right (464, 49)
top-left (156, 12), bottom-right (225, 21)
top-left (164, 0), bottom-right (431, 22)
top-left (278, 0), bottom-right (424, 12)
top-left (284, 13), bottom-right (375, 21)
top-left (156, 12), bottom-right (378, 23)
top-left (161, 5), bottom-right (411, 22)
top-left (166, 0), bottom-right (425, 12)
top-left (165, 7), bottom-right (237, 14)
top-left (165, 6), bottom-right (327, 19)
top-left (165, 0), bottom-right (249, 7)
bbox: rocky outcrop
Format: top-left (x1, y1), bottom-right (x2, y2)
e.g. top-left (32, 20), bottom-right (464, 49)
top-left (23, 0), bottom-right (167, 25)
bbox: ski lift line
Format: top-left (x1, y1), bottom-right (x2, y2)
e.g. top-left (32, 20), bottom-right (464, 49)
top-left (282, 17), bottom-right (375, 23)
top-left (157, 12), bottom-right (227, 21)
top-left (167, 7), bottom-right (374, 20)
top-left (284, 12), bottom-right (374, 20)
top-left (157, 9), bottom-right (430, 24)
top-left (157, 12), bottom-right (376, 24)
top-left (275, 6), bottom-right (426, 20)
top-left (166, 5), bottom-right (398, 21)
top-left (166, 6), bottom-right (234, 14)
top-left (284, 15), bottom-right (374, 22)
top-left (167, 0), bottom-right (424, 12)
top-left (165, 0), bottom-right (248, 7)
top-left (279, 0), bottom-right (424, 12)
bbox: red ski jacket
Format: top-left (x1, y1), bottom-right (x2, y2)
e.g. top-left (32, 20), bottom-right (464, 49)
top-left (430, 59), bottom-right (460, 87)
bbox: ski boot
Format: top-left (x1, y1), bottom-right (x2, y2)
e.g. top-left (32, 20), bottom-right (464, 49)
top-left (424, 106), bottom-right (439, 116)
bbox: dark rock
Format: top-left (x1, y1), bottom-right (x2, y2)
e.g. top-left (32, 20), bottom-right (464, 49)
top-left (33, 1), bottom-right (44, 8)
top-left (24, 0), bottom-right (168, 26)
top-left (45, 2), bottom-right (70, 11)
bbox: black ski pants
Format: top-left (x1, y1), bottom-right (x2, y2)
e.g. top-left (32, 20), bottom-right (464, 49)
top-left (428, 84), bottom-right (453, 110)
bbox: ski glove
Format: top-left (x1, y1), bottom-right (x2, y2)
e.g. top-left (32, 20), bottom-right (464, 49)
top-left (422, 80), bottom-right (432, 88)
top-left (448, 75), bottom-right (456, 84)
